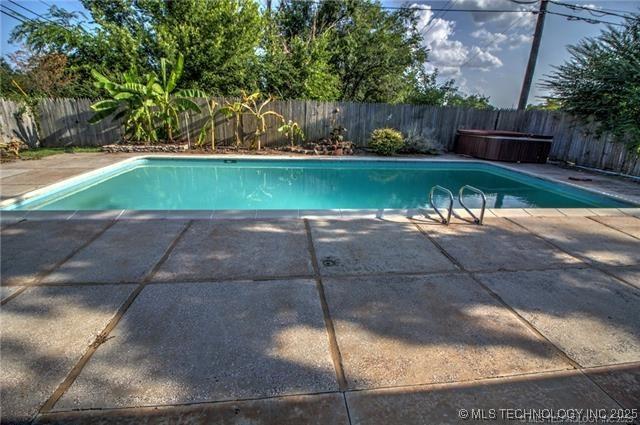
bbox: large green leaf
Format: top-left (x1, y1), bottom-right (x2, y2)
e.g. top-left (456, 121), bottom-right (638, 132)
top-left (176, 89), bottom-right (207, 98)
top-left (114, 92), bottom-right (135, 100)
top-left (120, 83), bottom-right (147, 94)
top-left (174, 97), bottom-right (201, 113)
top-left (167, 54), bottom-right (184, 93)
top-left (160, 57), bottom-right (168, 88)
top-left (91, 69), bottom-right (112, 85)
top-left (90, 99), bottom-right (120, 112)
top-left (88, 107), bottom-right (118, 124)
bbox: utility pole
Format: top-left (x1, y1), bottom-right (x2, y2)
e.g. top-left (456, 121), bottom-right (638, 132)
top-left (517, 0), bottom-right (548, 110)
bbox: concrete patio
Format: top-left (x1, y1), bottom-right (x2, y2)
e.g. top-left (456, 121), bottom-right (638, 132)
top-left (1, 153), bottom-right (640, 424)
top-left (1, 212), bottom-right (639, 424)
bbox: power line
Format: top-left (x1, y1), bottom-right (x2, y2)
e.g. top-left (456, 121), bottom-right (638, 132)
top-left (7, 0), bottom-right (90, 33)
top-left (546, 10), bottom-right (626, 26)
top-left (7, 0), bottom-right (59, 25)
top-left (387, 6), bottom-right (537, 13)
top-left (1, 5), bottom-right (39, 24)
top-left (1, 9), bottom-right (28, 24)
top-left (423, 0), bottom-right (457, 37)
top-left (548, 0), bottom-right (633, 19)
top-left (291, 1), bottom-right (537, 13)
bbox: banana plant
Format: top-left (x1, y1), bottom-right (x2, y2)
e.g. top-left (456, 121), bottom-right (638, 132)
top-left (197, 98), bottom-right (220, 150)
top-left (278, 120), bottom-right (305, 148)
top-left (89, 70), bottom-right (159, 142)
top-left (154, 55), bottom-right (206, 142)
top-left (240, 91), bottom-right (284, 150)
top-left (89, 54), bottom-right (205, 143)
top-left (219, 99), bottom-right (245, 148)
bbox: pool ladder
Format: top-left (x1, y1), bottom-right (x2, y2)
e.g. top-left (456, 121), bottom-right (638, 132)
top-left (428, 185), bottom-right (486, 225)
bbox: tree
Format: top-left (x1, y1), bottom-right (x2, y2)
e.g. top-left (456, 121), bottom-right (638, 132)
top-left (8, 50), bottom-right (79, 98)
top-left (9, 0), bottom-right (263, 97)
top-left (260, 21), bottom-right (340, 100)
top-left (269, 0), bottom-right (428, 103)
top-left (405, 67), bottom-right (493, 109)
top-left (526, 98), bottom-right (562, 111)
top-left (543, 16), bottom-right (640, 151)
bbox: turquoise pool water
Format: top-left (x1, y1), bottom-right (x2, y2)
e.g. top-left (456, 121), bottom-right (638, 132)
top-left (3, 158), bottom-right (634, 210)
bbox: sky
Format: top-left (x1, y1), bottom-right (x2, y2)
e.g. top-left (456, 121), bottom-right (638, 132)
top-left (1, 0), bottom-right (638, 107)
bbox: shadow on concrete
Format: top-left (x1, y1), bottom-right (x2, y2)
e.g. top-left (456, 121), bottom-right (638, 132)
top-left (1, 217), bottom-right (639, 424)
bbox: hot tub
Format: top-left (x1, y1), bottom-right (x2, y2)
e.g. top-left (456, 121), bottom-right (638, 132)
top-left (454, 129), bottom-right (553, 163)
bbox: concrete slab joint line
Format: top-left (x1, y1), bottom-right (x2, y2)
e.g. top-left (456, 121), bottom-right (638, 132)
top-left (503, 216), bottom-right (640, 291)
top-left (407, 218), bottom-right (581, 368)
top-left (36, 220), bottom-right (194, 415)
top-left (304, 218), bottom-right (348, 392)
top-left (0, 220), bottom-right (116, 305)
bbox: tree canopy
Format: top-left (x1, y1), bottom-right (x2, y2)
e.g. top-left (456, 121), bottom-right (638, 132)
top-left (543, 17), bottom-right (640, 152)
top-left (4, 0), bottom-right (490, 108)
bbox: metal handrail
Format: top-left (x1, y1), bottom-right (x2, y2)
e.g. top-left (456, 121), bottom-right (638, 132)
top-left (429, 185), bottom-right (454, 225)
top-left (458, 185), bottom-right (486, 225)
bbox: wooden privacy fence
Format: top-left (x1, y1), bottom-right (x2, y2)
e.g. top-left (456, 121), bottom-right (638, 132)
top-left (1, 97), bottom-right (639, 176)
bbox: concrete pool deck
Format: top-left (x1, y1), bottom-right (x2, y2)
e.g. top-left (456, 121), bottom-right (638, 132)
top-left (1, 153), bottom-right (640, 424)
top-left (1, 214), bottom-right (639, 424)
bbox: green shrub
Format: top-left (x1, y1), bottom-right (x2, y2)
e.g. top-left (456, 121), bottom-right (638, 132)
top-left (369, 128), bottom-right (404, 155)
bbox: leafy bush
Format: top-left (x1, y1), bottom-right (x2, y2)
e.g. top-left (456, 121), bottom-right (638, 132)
top-left (400, 129), bottom-right (441, 154)
top-left (369, 128), bottom-right (404, 155)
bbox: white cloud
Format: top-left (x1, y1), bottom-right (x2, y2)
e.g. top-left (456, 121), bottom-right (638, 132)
top-left (457, 0), bottom-right (537, 29)
top-left (465, 46), bottom-right (503, 70)
top-left (508, 33), bottom-right (533, 49)
top-left (471, 28), bottom-right (508, 51)
top-left (471, 28), bottom-right (532, 51)
top-left (412, 3), bottom-right (505, 77)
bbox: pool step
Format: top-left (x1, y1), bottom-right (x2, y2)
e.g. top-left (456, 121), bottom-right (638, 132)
top-left (428, 185), bottom-right (486, 225)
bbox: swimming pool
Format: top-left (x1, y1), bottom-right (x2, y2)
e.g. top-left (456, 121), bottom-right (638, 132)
top-left (2, 157), bottom-right (634, 211)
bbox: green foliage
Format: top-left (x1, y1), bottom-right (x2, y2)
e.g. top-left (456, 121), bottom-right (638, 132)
top-left (317, 0), bottom-right (427, 102)
top-left (240, 91), bottom-right (285, 150)
top-left (10, 0), bottom-right (262, 97)
top-left (7, 0), bottom-right (486, 108)
top-left (219, 99), bottom-right (245, 148)
top-left (404, 68), bottom-right (493, 109)
top-left (543, 17), bottom-right (640, 152)
top-left (526, 98), bottom-right (563, 111)
top-left (18, 146), bottom-right (101, 160)
top-left (278, 120), bottom-right (305, 147)
top-left (369, 128), bottom-right (404, 155)
top-left (261, 23), bottom-right (340, 100)
top-left (196, 99), bottom-right (220, 150)
top-left (89, 54), bottom-right (205, 143)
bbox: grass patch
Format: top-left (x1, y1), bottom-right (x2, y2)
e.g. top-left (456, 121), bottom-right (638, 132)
top-left (19, 146), bottom-right (102, 160)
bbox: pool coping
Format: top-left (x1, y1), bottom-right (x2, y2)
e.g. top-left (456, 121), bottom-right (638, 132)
top-left (1, 154), bottom-right (639, 222)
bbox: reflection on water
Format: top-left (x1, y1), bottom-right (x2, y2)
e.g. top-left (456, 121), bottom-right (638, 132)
top-left (34, 161), bottom-right (628, 210)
